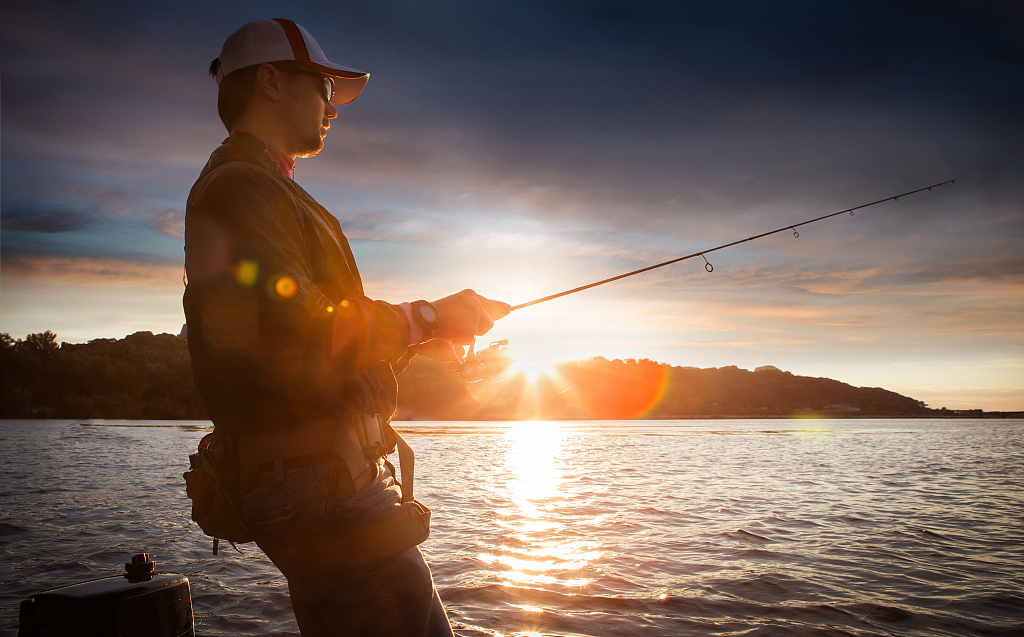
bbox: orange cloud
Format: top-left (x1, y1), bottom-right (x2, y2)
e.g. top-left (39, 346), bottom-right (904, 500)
top-left (1, 253), bottom-right (182, 286)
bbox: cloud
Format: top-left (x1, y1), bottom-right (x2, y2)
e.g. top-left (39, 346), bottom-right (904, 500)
top-left (279, 2), bottom-right (1024, 255)
top-left (872, 258), bottom-right (1024, 289)
top-left (1, 251), bottom-right (182, 286)
top-left (59, 184), bottom-right (137, 207)
top-left (0, 205), bottom-right (97, 233)
top-left (151, 209), bottom-right (184, 239)
top-left (907, 387), bottom-right (1023, 412)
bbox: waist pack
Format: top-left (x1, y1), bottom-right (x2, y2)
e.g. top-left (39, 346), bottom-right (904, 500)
top-left (184, 424), bottom-right (431, 564)
top-left (184, 432), bottom-right (253, 552)
top-left (276, 499), bottom-right (431, 570)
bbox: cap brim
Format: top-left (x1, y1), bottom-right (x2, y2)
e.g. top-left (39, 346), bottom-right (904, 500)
top-left (299, 60), bottom-right (368, 105)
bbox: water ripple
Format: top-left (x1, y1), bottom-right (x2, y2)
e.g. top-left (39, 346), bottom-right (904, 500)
top-left (1, 418), bottom-right (1022, 636)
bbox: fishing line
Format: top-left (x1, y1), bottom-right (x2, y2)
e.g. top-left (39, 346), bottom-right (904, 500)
top-left (510, 180), bottom-right (954, 311)
top-left (458, 180), bottom-right (952, 384)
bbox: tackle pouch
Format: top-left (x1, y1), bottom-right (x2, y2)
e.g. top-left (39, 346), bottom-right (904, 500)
top-left (183, 432), bottom-right (253, 549)
top-left (275, 499), bottom-right (432, 570)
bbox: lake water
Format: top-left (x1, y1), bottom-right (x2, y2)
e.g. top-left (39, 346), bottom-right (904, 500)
top-left (0, 419), bottom-right (1021, 636)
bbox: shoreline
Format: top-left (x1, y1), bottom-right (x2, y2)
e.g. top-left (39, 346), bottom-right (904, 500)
top-left (2, 414), bottom-right (1021, 424)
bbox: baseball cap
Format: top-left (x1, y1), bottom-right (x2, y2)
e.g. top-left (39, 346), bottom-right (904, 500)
top-left (215, 18), bottom-right (368, 105)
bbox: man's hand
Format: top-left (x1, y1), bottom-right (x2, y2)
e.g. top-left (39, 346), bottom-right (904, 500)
top-left (417, 292), bottom-right (505, 346)
top-left (408, 290), bottom-right (510, 366)
top-left (431, 289), bottom-right (511, 345)
top-left (408, 339), bottom-right (464, 368)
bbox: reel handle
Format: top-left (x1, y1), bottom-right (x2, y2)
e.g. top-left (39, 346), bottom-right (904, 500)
top-left (449, 338), bottom-right (512, 383)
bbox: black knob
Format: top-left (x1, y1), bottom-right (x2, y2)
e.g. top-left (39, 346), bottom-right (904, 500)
top-left (124, 553), bottom-right (155, 581)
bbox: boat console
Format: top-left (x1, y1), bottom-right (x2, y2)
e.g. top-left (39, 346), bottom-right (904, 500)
top-left (18, 553), bottom-right (193, 637)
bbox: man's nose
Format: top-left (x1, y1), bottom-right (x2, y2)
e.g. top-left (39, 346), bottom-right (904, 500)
top-left (326, 103), bottom-right (338, 119)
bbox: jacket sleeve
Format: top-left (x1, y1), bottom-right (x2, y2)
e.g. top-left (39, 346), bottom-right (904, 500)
top-left (185, 164), bottom-right (410, 416)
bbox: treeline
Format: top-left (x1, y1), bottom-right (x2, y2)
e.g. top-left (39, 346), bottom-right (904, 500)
top-left (394, 357), bottom-right (928, 420)
top-left (2, 330), bottom-right (928, 420)
top-left (1, 331), bottom-right (207, 419)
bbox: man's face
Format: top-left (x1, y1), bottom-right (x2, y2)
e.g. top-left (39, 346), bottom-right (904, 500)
top-left (282, 70), bottom-right (338, 158)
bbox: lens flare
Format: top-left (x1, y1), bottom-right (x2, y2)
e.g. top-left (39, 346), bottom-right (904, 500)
top-left (274, 276), bottom-right (297, 298)
top-left (557, 358), bottom-right (671, 419)
top-left (235, 260), bottom-right (258, 287)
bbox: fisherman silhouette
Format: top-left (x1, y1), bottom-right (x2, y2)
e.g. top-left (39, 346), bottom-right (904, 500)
top-left (183, 19), bottom-right (509, 636)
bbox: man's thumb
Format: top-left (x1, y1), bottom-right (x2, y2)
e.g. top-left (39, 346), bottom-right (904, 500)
top-left (480, 298), bottom-right (512, 320)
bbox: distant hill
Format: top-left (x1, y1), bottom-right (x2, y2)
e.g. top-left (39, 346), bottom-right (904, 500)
top-left (0, 330), bottom-right (997, 420)
top-left (393, 355), bottom-right (929, 420)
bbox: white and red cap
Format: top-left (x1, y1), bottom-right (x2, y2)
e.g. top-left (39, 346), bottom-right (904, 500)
top-left (215, 18), bottom-right (368, 105)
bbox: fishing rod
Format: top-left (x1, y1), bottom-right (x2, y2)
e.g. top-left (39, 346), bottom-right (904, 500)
top-left (455, 180), bottom-right (953, 382)
top-left (510, 180), bottom-right (954, 311)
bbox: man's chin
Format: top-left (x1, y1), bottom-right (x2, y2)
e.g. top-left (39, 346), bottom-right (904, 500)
top-left (295, 137), bottom-right (326, 159)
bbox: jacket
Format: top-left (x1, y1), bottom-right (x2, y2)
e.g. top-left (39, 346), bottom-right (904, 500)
top-left (183, 132), bottom-right (412, 433)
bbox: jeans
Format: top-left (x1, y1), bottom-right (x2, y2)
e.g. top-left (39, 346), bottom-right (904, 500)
top-left (240, 458), bottom-right (454, 637)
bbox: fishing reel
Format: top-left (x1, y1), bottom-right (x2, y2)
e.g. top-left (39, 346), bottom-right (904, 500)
top-left (450, 338), bottom-right (513, 383)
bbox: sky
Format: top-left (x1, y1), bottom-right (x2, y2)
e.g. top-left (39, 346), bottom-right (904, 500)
top-left (1, 1), bottom-right (1022, 411)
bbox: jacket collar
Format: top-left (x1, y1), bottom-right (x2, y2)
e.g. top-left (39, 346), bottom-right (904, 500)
top-left (204, 131), bottom-right (287, 178)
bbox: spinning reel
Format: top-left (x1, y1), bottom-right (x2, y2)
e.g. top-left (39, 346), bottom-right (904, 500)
top-left (450, 338), bottom-right (514, 383)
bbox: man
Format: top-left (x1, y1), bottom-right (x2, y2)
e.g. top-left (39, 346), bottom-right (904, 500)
top-left (184, 18), bottom-right (509, 636)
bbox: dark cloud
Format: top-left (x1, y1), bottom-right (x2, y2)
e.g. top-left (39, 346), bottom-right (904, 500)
top-left (0, 205), bottom-right (97, 233)
top-left (4, 2), bottom-right (1022, 240)
top-left (60, 184), bottom-right (138, 207)
top-left (268, 1), bottom-right (1022, 243)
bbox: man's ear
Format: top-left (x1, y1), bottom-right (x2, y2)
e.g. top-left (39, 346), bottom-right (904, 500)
top-left (253, 63), bottom-right (285, 102)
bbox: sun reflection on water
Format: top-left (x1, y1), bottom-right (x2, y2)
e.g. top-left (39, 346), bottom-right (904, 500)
top-left (477, 421), bottom-right (602, 591)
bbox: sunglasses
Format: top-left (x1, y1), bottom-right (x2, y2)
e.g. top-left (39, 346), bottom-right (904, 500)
top-left (273, 64), bottom-right (335, 103)
top-left (298, 72), bottom-right (335, 104)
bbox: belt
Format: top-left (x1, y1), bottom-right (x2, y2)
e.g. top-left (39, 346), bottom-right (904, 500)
top-left (234, 414), bottom-right (391, 492)
top-left (231, 417), bottom-right (427, 565)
